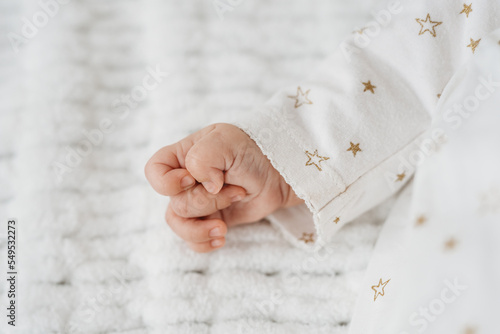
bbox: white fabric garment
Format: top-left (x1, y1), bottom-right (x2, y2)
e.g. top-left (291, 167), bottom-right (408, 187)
top-left (349, 29), bottom-right (500, 333)
top-left (233, 0), bottom-right (500, 250)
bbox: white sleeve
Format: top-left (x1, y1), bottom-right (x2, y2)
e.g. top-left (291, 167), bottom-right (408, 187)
top-left (232, 0), bottom-right (500, 249)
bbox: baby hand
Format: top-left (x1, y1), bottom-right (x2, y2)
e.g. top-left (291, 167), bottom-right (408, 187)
top-left (144, 123), bottom-right (302, 252)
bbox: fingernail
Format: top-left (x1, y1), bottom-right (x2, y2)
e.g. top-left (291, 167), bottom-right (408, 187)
top-left (231, 195), bottom-right (243, 203)
top-left (211, 239), bottom-right (224, 247)
top-left (180, 175), bottom-right (195, 188)
top-left (203, 181), bottom-right (218, 194)
top-left (209, 227), bottom-right (222, 237)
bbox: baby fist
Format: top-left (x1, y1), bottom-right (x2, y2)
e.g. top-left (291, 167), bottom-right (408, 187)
top-left (144, 123), bottom-right (302, 252)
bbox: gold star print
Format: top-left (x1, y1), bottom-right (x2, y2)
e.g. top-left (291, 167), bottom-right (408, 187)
top-left (396, 172), bottom-right (406, 182)
top-left (437, 93), bottom-right (441, 98)
top-left (460, 3), bottom-right (473, 18)
top-left (467, 38), bottom-right (481, 54)
top-left (444, 238), bottom-right (458, 250)
top-left (362, 81), bottom-right (376, 94)
top-left (372, 278), bottom-right (390, 301)
top-left (305, 150), bottom-right (330, 171)
top-left (415, 215), bottom-right (427, 226)
top-left (299, 232), bottom-right (315, 244)
top-left (416, 14), bottom-right (442, 37)
top-left (288, 86), bottom-right (313, 108)
top-left (347, 142), bottom-right (362, 157)
top-left (333, 217), bottom-right (340, 224)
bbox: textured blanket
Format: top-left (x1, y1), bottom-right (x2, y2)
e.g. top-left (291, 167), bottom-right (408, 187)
top-left (0, 0), bottom-right (390, 332)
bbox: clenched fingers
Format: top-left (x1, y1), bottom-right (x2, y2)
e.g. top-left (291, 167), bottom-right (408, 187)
top-left (145, 143), bottom-right (197, 196)
top-left (165, 203), bottom-right (228, 244)
top-left (169, 184), bottom-right (246, 218)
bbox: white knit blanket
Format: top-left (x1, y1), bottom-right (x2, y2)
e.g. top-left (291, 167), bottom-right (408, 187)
top-left (0, 0), bottom-right (390, 332)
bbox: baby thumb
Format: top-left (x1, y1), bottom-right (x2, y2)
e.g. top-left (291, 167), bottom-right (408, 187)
top-left (184, 139), bottom-right (227, 194)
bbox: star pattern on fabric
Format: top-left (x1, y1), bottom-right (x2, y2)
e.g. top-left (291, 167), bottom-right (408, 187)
top-left (288, 86), bottom-right (313, 108)
top-left (299, 232), bottom-right (315, 244)
top-left (415, 215), bottom-right (427, 226)
top-left (372, 278), bottom-right (390, 301)
top-left (396, 172), bottom-right (406, 182)
top-left (416, 14), bottom-right (442, 37)
top-left (444, 238), bottom-right (458, 250)
top-left (347, 142), bottom-right (362, 157)
top-left (467, 38), bottom-right (481, 53)
top-left (305, 150), bottom-right (330, 171)
top-left (362, 81), bottom-right (376, 94)
top-left (333, 217), bottom-right (340, 224)
top-left (460, 3), bottom-right (473, 18)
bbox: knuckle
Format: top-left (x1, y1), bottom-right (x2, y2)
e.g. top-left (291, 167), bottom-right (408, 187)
top-left (214, 122), bottom-right (234, 134)
top-left (184, 152), bottom-right (204, 173)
